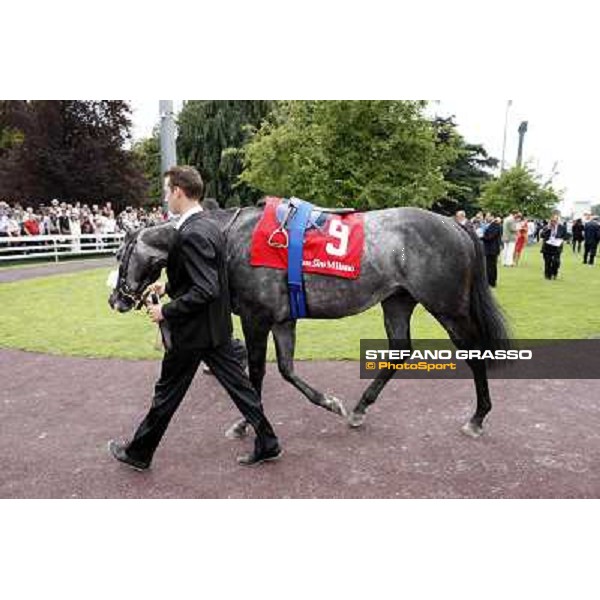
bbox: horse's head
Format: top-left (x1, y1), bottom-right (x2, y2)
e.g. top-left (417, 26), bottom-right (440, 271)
top-left (108, 223), bottom-right (176, 313)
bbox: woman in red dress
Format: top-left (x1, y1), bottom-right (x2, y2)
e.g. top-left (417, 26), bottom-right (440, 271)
top-left (514, 214), bottom-right (528, 266)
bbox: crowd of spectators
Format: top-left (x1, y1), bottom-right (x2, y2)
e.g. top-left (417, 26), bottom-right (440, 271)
top-left (454, 209), bottom-right (600, 285)
top-left (0, 199), bottom-right (165, 240)
top-left (0, 199), bottom-right (166, 256)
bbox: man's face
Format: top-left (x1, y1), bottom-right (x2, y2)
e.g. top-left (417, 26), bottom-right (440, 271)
top-left (164, 177), bottom-right (183, 214)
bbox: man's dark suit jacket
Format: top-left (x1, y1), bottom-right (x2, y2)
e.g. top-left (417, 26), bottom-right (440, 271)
top-left (482, 222), bottom-right (502, 256)
top-left (162, 212), bottom-right (233, 351)
top-left (540, 223), bottom-right (567, 255)
top-left (584, 220), bottom-right (600, 244)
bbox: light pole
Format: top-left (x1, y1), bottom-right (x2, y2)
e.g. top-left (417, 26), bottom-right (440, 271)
top-left (516, 120), bottom-right (528, 168)
top-left (500, 100), bottom-right (512, 173)
top-left (159, 100), bottom-right (177, 215)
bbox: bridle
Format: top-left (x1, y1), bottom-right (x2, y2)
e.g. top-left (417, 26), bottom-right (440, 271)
top-left (116, 231), bottom-right (158, 309)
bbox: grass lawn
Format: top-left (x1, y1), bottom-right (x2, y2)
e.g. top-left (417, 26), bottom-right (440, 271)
top-left (1, 244), bottom-right (599, 360)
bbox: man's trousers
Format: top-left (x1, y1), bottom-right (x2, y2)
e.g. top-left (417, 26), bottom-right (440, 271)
top-left (125, 338), bottom-right (279, 463)
top-left (485, 253), bottom-right (499, 287)
top-left (502, 241), bottom-right (516, 266)
top-left (583, 242), bottom-right (598, 265)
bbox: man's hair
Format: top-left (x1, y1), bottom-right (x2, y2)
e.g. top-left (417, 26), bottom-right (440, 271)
top-left (164, 166), bottom-right (205, 200)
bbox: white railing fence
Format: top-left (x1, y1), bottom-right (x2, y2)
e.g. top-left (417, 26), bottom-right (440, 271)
top-left (0, 233), bottom-right (125, 263)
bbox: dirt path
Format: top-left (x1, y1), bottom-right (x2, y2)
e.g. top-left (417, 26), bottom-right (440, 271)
top-left (1, 347), bottom-right (598, 498)
top-left (0, 257), bottom-right (114, 283)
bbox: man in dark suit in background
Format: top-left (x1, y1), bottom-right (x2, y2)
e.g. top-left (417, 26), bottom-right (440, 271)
top-left (109, 166), bottom-right (282, 469)
top-left (540, 214), bottom-right (567, 280)
top-left (482, 215), bottom-right (502, 287)
top-left (583, 213), bottom-right (600, 266)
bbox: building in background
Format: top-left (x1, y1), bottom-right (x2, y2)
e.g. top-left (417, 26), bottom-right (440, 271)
top-left (571, 200), bottom-right (593, 219)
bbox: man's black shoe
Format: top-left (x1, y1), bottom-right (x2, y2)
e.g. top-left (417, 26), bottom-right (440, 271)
top-left (237, 446), bottom-right (283, 467)
top-left (108, 440), bottom-right (151, 472)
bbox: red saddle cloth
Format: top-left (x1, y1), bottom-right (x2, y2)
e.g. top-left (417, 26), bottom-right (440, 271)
top-left (250, 197), bottom-right (364, 279)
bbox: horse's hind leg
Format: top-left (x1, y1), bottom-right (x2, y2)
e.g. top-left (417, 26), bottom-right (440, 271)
top-left (271, 321), bottom-right (347, 417)
top-left (349, 292), bottom-right (417, 428)
top-left (432, 314), bottom-right (491, 438)
top-left (461, 357), bottom-right (491, 438)
top-left (224, 315), bottom-right (271, 440)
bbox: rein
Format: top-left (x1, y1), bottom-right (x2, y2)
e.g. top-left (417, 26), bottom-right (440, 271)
top-left (222, 207), bottom-right (242, 237)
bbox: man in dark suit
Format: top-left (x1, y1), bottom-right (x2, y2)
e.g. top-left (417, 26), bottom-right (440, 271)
top-left (540, 214), bottom-right (567, 280)
top-left (482, 215), bottom-right (502, 287)
top-left (583, 214), bottom-right (600, 265)
top-left (109, 166), bottom-right (282, 469)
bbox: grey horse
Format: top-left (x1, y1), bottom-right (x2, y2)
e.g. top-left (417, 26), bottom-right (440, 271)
top-left (109, 205), bottom-right (510, 441)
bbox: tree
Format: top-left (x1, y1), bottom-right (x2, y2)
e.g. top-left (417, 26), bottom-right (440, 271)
top-left (0, 102), bottom-right (26, 154)
top-left (0, 100), bottom-right (148, 210)
top-left (479, 165), bottom-right (562, 218)
top-left (132, 133), bottom-right (162, 204)
top-left (177, 100), bottom-right (274, 206)
top-left (240, 101), bottom-right (454, 210)
top-left (430, 115), bottom-right (498, 216)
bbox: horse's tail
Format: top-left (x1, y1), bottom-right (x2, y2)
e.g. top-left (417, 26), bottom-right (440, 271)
top-left (463, 225), bottom-right (512, 352)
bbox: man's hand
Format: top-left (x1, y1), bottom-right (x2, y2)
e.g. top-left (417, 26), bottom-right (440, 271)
top-left (147, 303), bottom-right (164, 323)
top-left (148, 281), bottom-right (167, 297)
top-left (142, 281), bottom-right (167, 305)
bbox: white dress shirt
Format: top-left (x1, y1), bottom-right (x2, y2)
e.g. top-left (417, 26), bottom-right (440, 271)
top-left (175, 205), bottom-right (203, 230)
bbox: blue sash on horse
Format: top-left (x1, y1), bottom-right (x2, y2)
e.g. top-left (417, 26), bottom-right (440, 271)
top-left (285, 198), bottom-right (314, 319)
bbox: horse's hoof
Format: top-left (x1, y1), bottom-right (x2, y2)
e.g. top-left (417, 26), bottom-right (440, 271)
top-left (324, 393), bottom-right (347, 417)
top-left (225, 420), bottom-right (249, 440)
top-left (347, 411), bottom-right (366, 428)
top-left (461, 421), bottom-right (483, 438)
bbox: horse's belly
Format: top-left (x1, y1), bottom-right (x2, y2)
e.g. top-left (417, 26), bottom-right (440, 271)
top-left (303, 273), bottom-right (395, 318)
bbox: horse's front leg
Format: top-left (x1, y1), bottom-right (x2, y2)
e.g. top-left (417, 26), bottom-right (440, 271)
top-left (271, 321), bottom-right (346, 417)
